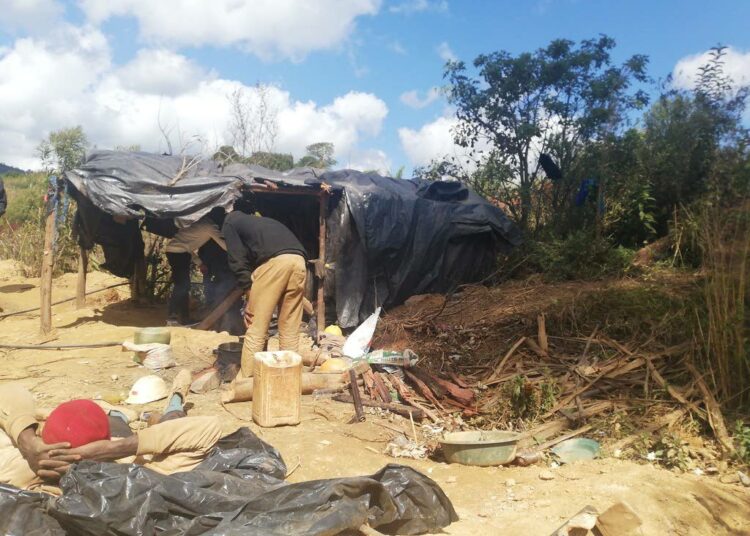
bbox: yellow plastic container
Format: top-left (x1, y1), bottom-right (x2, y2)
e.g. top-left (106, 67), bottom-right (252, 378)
top-left (252, 351), bottom-right (302, 427)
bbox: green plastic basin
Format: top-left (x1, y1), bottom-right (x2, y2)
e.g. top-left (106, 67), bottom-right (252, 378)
top-left (134, 327), bottom-right (171, 345)
top-left (440, 431), bottom-right (520, 466)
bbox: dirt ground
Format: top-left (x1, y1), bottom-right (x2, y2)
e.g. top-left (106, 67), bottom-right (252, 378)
top-left (1, 261), bottom-right (748, 535)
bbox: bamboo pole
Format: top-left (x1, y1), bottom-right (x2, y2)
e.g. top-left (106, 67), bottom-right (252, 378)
top-left (316, 191), bottom-right (329, 333)
top-left (39, 203), bottom-right (56, 335)
top-left (75, 247), bottom-right (88, 309)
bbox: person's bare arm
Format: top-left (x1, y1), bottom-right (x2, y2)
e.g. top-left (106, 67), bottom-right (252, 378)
top-left (49, 435), bottom-right (138, 463)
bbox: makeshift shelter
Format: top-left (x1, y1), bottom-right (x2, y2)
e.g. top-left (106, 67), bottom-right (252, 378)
top-left (47, 150), bottom-right (520, 332)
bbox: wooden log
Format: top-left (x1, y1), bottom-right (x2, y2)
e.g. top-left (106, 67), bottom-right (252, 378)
top-left (404, 369), bottom-right (445, 410)
top-left (349, 369), bottom-right (366, 422)
top-left (333, 394), bottom-right (425, 420)
top-left (39, 203), bottom-right (56, 336)
top-left (222, 372), bottom-right (351, 402)
top-left (195, 288), bottom-right (243, 331)
top-left (537, 313), bottom-right (548, 354)
top-left (426, 372), bottom-right (475, 405)
top-left (75, 247), bottom-right (88, 309)
top-left (372, 372), bottom-right (393, 404)
top-left (316, 191), bottom-right (328, 333)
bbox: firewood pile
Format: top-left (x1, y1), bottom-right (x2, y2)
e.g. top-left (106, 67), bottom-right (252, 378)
top-left (359, 312), bottom-right (735, 457)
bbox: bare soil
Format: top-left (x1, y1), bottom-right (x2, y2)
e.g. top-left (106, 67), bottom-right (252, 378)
top-left (0, 261), bottom-right (748, 535)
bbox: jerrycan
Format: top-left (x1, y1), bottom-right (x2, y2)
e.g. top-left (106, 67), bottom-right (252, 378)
top-left (252, 351), bottom-right (302, 427)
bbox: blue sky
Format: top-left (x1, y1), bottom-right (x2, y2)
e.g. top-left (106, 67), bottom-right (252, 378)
top-left (1, 0), bottom-right (748, 172)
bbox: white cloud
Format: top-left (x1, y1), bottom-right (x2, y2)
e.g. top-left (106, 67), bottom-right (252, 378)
top-left (398, 115), bottom-right (466, 167)
top-left (114, 49), bottom-right (213, 96)
top-left (672, 47), bottom-right (750, 92)
top-left (0, 0), bottom-right (63, 32)
top-left (389, 0), bottom-right (447, 14)
top-left (0, 29), bottom-right (389, 169)
top-left (388, 40), bottom-right (407, 55)
top-left (400, 87), bottom-right (441, 109)
top-left (344, 148), bottom-right (392, 174)
top-left (77, 0), bottom-right (381, 61)
top-left (437, 41), bottom-right (456, 63)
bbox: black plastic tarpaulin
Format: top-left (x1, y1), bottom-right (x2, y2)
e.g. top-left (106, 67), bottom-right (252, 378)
top-left (65, 150), bottom-right (521, 327)
top-left (0, 428), bottom-right (458, 536)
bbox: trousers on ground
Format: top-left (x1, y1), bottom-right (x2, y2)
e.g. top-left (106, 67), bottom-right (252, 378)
top-left (0, 383), bottom-right (223, 493)
top-left (240, 253), bottom-right (306, 376)
top-left (167, 252), bottom-right (191, 323)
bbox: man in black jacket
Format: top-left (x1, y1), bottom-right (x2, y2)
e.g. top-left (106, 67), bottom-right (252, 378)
top-left (223, 195), bottom-right (307, 376)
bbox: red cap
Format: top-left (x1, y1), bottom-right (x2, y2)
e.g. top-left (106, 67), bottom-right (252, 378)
top-left (42, 400), bottom-right (110, 447)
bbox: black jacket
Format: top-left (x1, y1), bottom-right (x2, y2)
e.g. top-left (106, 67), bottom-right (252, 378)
top-left (222, 212), bottom-right (307, 290)
top-left (0, 178), bottom-right (6, 217)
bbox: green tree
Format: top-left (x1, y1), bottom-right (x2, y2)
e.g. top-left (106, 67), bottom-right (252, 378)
top-left (246, 151), bottom-right (294, 171)
top-left (297, 142), bottom-right (336, 169)
top-left (445, 35), bottom-right (649, 232)
top-left (37, 126), bottom-right (88, 173)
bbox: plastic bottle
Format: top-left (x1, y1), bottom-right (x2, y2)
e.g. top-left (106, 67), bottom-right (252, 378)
top-left (360, 349), bottom-right (418, 367)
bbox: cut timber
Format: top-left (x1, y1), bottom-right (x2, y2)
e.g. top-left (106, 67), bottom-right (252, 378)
top-left (195, 288), bottom-right (243, 330)
top-left (687, 362), bottom-right (735, 456)
top-left (76, 247), bottom-right (88, 309)
top-left (222, 372), bottom-right (349, 402)
top-left (333, 394), bottom-right (425, 421)
top-left (537, 313), bottom-right (548, 354)
top-left (39, 205), bottom-right (56, 335)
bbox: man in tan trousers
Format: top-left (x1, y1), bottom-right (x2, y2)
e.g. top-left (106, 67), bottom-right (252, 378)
top-left (0, 382), bottom-right (223, 494)
top-left (222, 194), bottom-right (307, 376)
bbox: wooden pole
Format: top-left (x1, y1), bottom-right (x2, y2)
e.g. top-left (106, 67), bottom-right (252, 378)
top-left (316, 191), bottom-right (328, 333)
top-left (194, 287), bottom-right (243, 330)
top-left (40, 201), bottom-right (56, 335)
top-left (75, 246), bottom-right (88, 309)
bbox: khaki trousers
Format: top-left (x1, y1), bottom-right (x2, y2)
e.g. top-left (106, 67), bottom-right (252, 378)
top-left (241, 253), bottom-right (306, 376)
top-left (0, 383), bottom-right (223, 492)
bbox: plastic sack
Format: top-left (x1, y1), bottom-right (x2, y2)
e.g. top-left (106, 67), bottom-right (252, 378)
top-left (0, 427), bottom-right (458, 536)
top-left (343, 307), bottom-right (381, 358)
top-left (122, 342), bottom-right (176, 370)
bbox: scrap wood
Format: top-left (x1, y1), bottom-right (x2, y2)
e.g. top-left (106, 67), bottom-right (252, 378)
top-left (537, 313), bottom-right (549, 354)
top-left (333, 394), bottom-right (425, 420)
top-left (407, 368), bottom-right (447, 398)
top-left (489, 337), bottom-right (526, 380)
top-left (533, 424), bottom-right (593, 452)
top-left (447, 370), bottom-right (471, 389)
top-left (362, 370), bottom-right (377, 399)
top-left (426, 372), bottom-right (475, 405)
top-left (371, 372), bottom-right (393, 404)
top-left (525, 337), bottom-right (548, 358)
top-left (643, 357), bottom-right (705, 418)
top-left (610, 408), bottom-right (688, 452)
top-left (389, 375), bottom-right (441, 422)
top-left (404, 369), bottom-right (446, 411)
top-left (686, 362), bottom-right (735, 455)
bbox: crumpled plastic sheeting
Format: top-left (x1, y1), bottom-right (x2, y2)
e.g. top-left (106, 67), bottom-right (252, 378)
top-left (0, 428), bottom-right (457, 536)
top-left (0, 484), bottom-right (65, 536)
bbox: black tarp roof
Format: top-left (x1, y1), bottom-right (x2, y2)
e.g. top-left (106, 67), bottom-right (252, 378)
top-left (65, 150), bottom-right (522, 327)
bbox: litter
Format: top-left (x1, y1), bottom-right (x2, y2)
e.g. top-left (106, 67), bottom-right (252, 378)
top-left (122, 341), bottom-right (176, 370)
top-left (343, 307), bottom-right (381, 358)
top-left (551, 438), bottom-right (601, 464)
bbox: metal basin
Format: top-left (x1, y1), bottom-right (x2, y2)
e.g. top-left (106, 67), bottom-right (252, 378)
top-left (440, 431), bottom-right (520, 466)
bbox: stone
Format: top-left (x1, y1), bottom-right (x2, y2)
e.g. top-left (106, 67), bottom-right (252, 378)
top-left (539, 470), bottom-right (555, 481)
top-left (505, 478), bottom-right (516, 487)
top-left (720, 473), bottom-right (740, 484)
top-left (445, 476), bottom-right (457, 484)
top-left (738, 471), bottom-right (750, 487)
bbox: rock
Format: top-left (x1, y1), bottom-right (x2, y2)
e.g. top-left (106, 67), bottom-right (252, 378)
top-left (445, 476), bottom-right (457, 484)
top-left (110, 374), bottom-right (118, 381)
top-left (739, 471), bottom-right (750, 487)
top-left (537, 500), bottom-right (552, 508)
top-left (705, 466), bottom-right (719, 475)
top-left (720, 473), bottom-right (740, 484)
top-left (539, 470), bottom-right (555, 481)
top-left (505, 478), bottom-right (516, 487)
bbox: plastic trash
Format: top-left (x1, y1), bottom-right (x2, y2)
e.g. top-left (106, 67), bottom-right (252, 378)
top-left (0, 427), bottom-right (458, 535)
top-left (551, 438), bottom-right (601, 464)
top-left (363, 349), bottom-right (418, 367)
top-left (122, 341), bottom-right (176, 370)
top-left (342, 307), bottom-right (381, 358)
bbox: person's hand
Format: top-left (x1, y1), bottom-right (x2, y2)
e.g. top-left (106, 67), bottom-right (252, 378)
top-left (50, 435), bottom-right (138, 463)
top-left (17, 428), bottom-right (81, 482)
top-left (320, 182), bottom-right (332, 194)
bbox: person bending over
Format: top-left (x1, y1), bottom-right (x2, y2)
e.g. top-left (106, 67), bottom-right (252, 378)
top-left (222, 193), bottom-right (308, 376)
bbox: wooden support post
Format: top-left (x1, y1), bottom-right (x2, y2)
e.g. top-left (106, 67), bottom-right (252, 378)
top-left (316, 191), bottom-right (328, 333)
top-left (131, 255), bottom-right (147, 303)
top-left (195, 288), bottom-right (243, 331)
top-left (40, 204), bottom-right (56, 335)
top-left (76, 247), bottom-right (88, 309)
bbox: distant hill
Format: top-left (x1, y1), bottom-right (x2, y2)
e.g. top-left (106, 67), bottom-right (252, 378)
top-left (0, 163), bottom-right (24, 175)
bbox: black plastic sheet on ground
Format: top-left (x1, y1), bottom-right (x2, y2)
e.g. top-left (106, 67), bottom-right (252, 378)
top-left (0, 428), bottom-right (457, 536)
